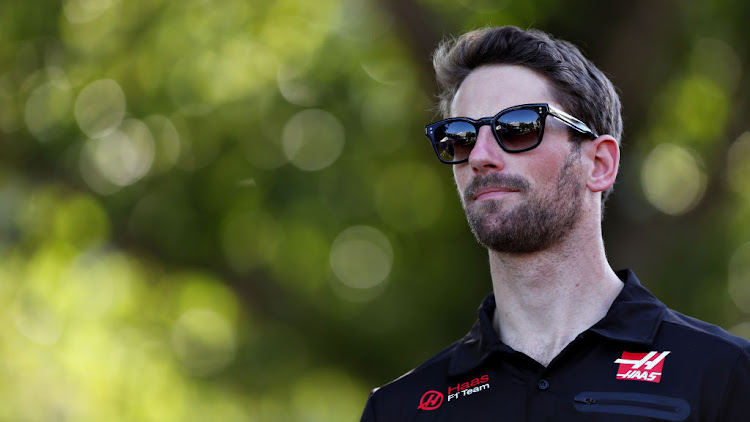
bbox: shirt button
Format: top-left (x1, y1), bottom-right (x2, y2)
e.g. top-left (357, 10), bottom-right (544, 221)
top-left (537, 379), bottom-right (550, 390)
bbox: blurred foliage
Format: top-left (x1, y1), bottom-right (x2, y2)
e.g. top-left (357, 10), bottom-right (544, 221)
top-left (1, 0), bottom-right (749, 420)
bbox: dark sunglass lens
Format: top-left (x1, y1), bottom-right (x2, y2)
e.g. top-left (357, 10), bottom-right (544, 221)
top-left (495, 109), bottom-right (542, 151)
top-left (434, 121), bottom-right (476, 162)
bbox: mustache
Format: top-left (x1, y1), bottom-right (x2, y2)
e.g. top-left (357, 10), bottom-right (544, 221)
top-left (462, 173), bottom-right (530, 202)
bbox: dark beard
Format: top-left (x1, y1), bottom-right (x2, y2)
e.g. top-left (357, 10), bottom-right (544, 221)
top-left (460, 153), bottom-right (583, 254)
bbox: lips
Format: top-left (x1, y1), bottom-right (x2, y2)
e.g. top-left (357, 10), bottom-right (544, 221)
top-left (473, 186), bottom-right (519, 201)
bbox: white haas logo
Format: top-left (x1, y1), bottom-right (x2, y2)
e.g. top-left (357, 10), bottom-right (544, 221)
top-left (614, 351), bottom-right (670, 383)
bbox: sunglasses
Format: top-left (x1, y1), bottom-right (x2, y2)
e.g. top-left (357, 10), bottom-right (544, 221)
top-left (424, 103), bottom-right (599, 164)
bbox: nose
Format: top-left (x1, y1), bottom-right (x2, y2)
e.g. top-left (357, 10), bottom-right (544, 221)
top-left (468, 125), bottom-right (505, 173)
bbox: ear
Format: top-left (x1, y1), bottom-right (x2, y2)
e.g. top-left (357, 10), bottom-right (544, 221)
top-left (584, 135), bottom-right (620, 193)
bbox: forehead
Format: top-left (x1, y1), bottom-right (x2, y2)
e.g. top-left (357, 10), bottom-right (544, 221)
top-left (451, 64), bottom-right (555, 118)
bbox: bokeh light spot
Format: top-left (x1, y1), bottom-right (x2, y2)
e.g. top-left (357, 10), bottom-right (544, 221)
top-left (374, 162), bottom-right (444, 231)
top-left (15, 186), bottom-right (63, 243)
top-left (63, 254), bottom-right (117, 318)
top-left (63, 0), bottom-right (118, 24)
top-left (175, 273), bottom-right (240, 323)
top-left (277, 68), bottom-right (318, 107)
top-left (24, 75), bottom-right (72, 142)
top-left (11, 294), bottom-right (64, 345)
top-left (144, 115), bottom-right (182, 174)
top-left (79, 118), bottom-right (155, 191)
top-left (729, 321), bottom-right (750, 340)
top-left (646, 74), bottom-right (729, 156)
top-left (729, 242), bottom-right (750, 313)
top-left (259, 0), bottom-right (341, 69)
top-left (641, 143), bottom-right (706, 215)
top-left (361, 59), bottom-right (410, 85)
top-left (211, 36), bottom-right (277, 104)
top-left (335, 0), bottom-right (393, 41)
top-left (64, 252), bottom-right (136, 318)
top-left (282, 108), bottom-right (344, 171)
top-left (727, 132), bottom-right (750, 197)
top-left (52, 193), bottom-right (110, 250)
top-left (167, 39), bottom-right (278, 113)
top-left (74, 79), bottom-right (126, 138)
top-left (330, 225), bottom-right (393, 289)
top-left (689, 38), bottom-right (742, 93)
top-left (673, 76), bottom-right (728, 146)
top-left (171, 308), bottom-right (236, 376)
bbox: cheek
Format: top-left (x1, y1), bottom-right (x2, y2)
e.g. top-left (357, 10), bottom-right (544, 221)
top-left (533, 149), bottom-right (570, 182)
top-left (453, 165), bottom-right (470, 194)
top-left (537, 165), bottom-right (559, 184)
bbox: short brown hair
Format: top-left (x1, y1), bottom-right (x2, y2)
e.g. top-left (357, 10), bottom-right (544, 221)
top-left (432, 26), bottom-right (623, 204)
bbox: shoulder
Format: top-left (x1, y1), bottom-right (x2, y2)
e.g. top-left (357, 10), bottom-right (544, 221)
top-left (656, 312), bottom-right (750, 418)
top-left (362, 338), bottom-right (463, 421)
top-left (360, 295), bottom-right (496, 421)
top-left (655, 307), bottom-right (750, 390)
top-left (659, 308), bottom-right (750, 351)
top-left (373, 338), bottom-right (460, 396)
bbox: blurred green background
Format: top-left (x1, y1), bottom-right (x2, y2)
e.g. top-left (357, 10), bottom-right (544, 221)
top-left (1, 0), bottom-right (749, 420)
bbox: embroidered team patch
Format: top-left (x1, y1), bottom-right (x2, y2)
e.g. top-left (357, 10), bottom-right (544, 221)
top-left (418, 390), bottom-right (444, 410)
top-left (614, 351), bottom-right (670, 383)
top-left (417, 375), bottom-right (491, 411)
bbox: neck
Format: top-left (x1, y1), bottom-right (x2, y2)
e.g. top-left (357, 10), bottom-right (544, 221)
top-left (488, 223), bottom-right (623, 367)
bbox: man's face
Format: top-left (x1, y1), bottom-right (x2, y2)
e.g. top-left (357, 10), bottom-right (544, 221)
top-left (451, 64), bottom-right (586, 253)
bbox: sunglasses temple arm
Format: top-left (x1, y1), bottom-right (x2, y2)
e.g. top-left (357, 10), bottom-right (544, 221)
top-left (548, 105), bottom-right (599, 137)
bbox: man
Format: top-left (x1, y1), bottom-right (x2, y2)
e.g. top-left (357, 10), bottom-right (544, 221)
top-left (360, 26), bottom-right (750, 421)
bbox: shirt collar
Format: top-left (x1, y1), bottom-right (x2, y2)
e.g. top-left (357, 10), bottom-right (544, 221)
top-left (449, 269), bottom-right (667, 377)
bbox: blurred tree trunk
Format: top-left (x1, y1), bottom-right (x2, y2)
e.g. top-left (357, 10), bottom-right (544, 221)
top-left (375, 0), bottom-right (447, 92)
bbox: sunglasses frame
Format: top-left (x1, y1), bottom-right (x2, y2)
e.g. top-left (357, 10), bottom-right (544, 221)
top-left (424, 103), bottom-right (599, 164)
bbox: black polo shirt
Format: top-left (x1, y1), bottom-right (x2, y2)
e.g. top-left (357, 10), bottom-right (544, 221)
top-left (360, 269), bottom-right (750, 421)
